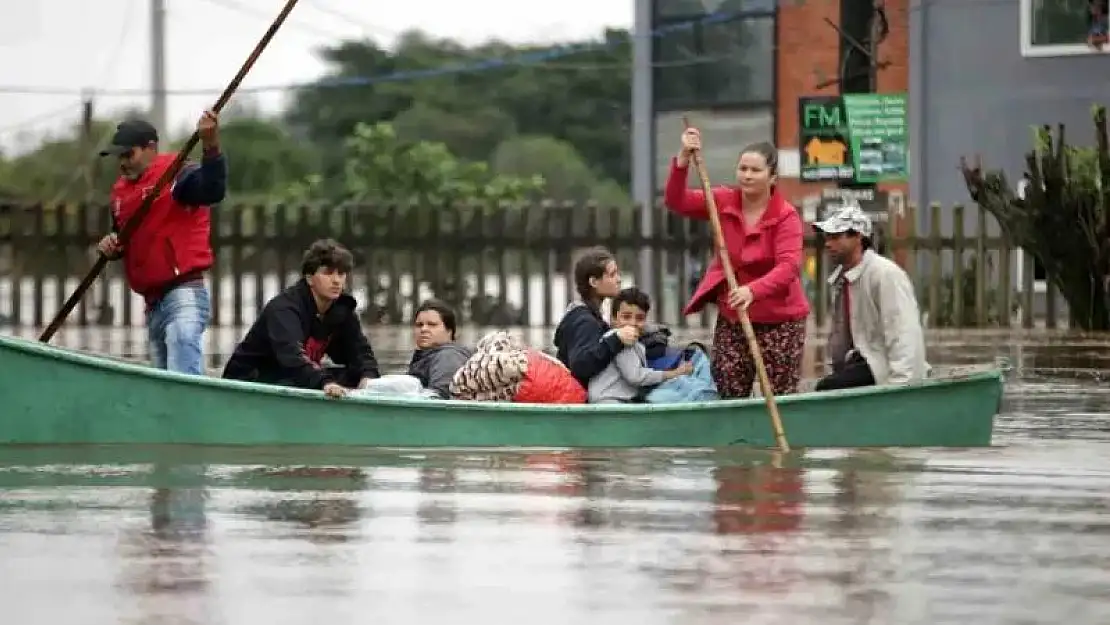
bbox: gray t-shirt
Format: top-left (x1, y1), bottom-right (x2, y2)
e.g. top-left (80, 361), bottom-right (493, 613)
top-left (587, 339), bottom-right (667, 403)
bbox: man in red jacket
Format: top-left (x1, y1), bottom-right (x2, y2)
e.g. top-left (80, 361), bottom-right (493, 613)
top-left (96, 112), bottom-right (227, 375)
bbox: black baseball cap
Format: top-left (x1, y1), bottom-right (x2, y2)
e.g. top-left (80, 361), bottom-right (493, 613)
top-left (99, 119), bottom-right (159, 156)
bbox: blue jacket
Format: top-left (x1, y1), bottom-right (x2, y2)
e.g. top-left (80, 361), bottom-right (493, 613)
top-left (644, 346), bottom-right (719, 403)
top-left (172, 151), bottom-right (228, 206)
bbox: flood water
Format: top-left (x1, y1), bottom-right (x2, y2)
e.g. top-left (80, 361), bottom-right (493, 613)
top-left (1, 326), bottom-right (1109, 624)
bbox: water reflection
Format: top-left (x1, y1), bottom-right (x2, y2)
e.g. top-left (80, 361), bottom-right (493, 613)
top-left (231, 466), bottom-right (366, 623)
top-left (236, 466), bottom-right (366, 543)
top-left (712, 454), bottom-right (804, 535)
top-left (827, 453), bottom-right (901, 624)
top-left (148, 464), bottom-right (209, 538)
top-left (116, 463), bottom-right (214, 625)
top-left (417, 466), bottom-right (458, 528)
top-left (519, 452), bottom-right (607, 528)
top-left (0, 428), bottom-right (1109, 623)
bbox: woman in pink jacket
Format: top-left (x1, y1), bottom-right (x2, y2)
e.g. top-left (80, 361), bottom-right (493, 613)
top-left (664, 129), bottom-right (810, 398)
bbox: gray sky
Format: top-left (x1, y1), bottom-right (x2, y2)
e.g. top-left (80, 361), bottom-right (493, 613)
top-left (0, 0), bottom-right (632, 153)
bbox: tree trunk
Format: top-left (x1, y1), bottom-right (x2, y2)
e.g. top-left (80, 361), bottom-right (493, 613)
top-left (960, 106), bottom-right (1110, 330)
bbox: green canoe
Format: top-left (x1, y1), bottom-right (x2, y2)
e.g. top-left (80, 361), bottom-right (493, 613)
top-left (0, 334), bottom-right (1004, 449)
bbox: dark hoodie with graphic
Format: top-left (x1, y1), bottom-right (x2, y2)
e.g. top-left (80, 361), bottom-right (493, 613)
top-left (221, 279), bottom-right (380, 389)
top-left (639, 324), bottom-right (673, 361)
top-left (407, 342), bottom-right (474, 398)
top-left (553, 301), bottom-right (623, 388)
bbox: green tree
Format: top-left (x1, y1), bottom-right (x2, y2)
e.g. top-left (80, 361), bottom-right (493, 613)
top-left (961, 106), bottom-right (1110, 330)
top-left (0, 151), bottom-right (19, 200)
top-left (391, 102), bottom-right (516, 162)
top-left (285, 28), bottom-right (634, 189)
top-left (489, 135), bottom-right (628, 206)
top-left (0, 119), bottom-right (120, 203)
top-left (215, 116), bottom-right (320, 200)
top-left (283, 120), bottom-right (543, 207)
top-left (3, 111), bottom-right (320, 205)
top-left (279, 120), bottom-right (544, 324)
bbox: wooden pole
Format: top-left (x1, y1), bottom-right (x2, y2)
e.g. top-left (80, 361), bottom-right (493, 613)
top-left (681, 116), bottom-right (790, 453)
top-left (39, 0), bottom-right (302, 343)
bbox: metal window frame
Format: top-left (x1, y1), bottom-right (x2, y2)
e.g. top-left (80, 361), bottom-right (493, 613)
top-left (651, 9), bottom-right (777, 112)
top-left (1020, 0), bottom-right (1104, 58)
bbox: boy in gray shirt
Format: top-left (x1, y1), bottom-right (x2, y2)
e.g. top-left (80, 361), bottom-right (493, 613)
top-left (588, 287), bottom-right (692, 403)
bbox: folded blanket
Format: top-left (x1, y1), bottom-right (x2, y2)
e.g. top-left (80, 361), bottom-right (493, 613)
top-left (645, 346), bottom-right (719, 403)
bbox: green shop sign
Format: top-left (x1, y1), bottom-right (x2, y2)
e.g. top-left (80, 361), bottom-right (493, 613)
top-left (797, 93), bottom-right (908, 184)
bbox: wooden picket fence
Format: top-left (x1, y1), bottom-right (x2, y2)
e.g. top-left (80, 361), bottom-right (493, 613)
top-left (0, 200), bottom-right (1065, 329)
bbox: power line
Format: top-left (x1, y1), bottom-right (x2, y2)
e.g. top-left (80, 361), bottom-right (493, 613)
top-left (97, 0), bottom-right (140, 88)
top-left (482, 54), bottom-right (758, 72)
top-left (0, 10), bottom-right (745, 98)
top-left (0, 102), bottom-right (81, 136)
top-left (197, 0), bottom-right (381, 41)
top-left (1, 0), bottom-right (142, 203)
top-left (304, 0), bottom-right (397, 39)
top-left (0, 0), bottom-right (139, 137)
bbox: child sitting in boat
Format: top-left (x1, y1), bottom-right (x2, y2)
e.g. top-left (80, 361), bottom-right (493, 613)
top-left (588, 287), bottom-right (693, 404)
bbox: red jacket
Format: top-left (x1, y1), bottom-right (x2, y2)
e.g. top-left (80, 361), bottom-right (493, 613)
top-left (664, 158), bottom-right (810, 324)
top-left (111, 153), bottom-right (214, 302)
top-left (515, 351), bottom-right (587, 404)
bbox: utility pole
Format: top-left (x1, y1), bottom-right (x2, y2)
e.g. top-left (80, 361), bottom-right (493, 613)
top-left (150, 0), bottom-right (168, 133)
top-left (838, 0), bottom-right (880, 189)
top-left (80, 96), bottom-right (95, 201)
top-left (833, 0), bottom-right (895, 248)
top-left (835, 0), bottom-right (910, 265)
top-left (631, 0), bottom-right (655, 288)
top-left (78, 94), bottom-right (97, 326)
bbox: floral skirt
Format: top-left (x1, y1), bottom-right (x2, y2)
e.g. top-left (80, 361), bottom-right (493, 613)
top-left (710, 316), bottom-right (806, 399)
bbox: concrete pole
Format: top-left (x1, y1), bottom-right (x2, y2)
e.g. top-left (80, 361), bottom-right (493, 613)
top-left (80, 96), bottom-right (95, 201)
top-left (150, 0), bottom-right (168, 134)
top-left (631, 0), bottom-right (655, 289)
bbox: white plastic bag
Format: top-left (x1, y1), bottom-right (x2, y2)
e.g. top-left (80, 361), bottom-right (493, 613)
top-left (348, 374), bottom-right (439, 399)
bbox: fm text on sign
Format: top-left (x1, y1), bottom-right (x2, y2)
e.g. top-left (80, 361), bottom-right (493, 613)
top-left (798, 94), bottom-right (909, 185)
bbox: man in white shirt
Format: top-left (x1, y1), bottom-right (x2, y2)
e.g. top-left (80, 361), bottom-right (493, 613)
top-left (813, 202), bottom-right (930, 390)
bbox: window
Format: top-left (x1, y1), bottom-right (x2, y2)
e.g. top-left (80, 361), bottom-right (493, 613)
top-left (1021, 0), bottom-right (1108, 57)
top-left (655, 0), bottom-right (712, 19)
top-left (654, 0), bottom-right (775, 19)
top-left (654, 13), bottom-right (775, 111)
top-left (700, 15), bottom-right (774, 106)
top-left (654, 108), bottom-right (774, 188)
top-left (654, 21), bottom-right (698, 111)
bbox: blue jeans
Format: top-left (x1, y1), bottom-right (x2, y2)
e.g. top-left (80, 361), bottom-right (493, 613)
top-left (146, 282), bottom-right (210, 375)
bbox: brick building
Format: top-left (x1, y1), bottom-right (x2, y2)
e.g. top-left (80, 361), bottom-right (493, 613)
top-left (774, 0), bottom-right (909, 204)
top-left (643, 0), bottom-right (910, 206)
top-left (636, 0), bottom-right (1101, 314)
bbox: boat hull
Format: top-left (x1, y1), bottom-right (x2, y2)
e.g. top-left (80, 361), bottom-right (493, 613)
top-left (0, 335), bottom-right (1003, 448)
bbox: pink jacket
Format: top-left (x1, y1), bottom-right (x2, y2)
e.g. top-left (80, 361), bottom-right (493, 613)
top-left (664, 158), bottom-right (810, 324)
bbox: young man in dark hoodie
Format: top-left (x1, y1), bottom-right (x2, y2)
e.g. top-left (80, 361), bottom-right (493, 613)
top-left (221, 239), bottom-right (380, 398)
top-left (553, 246), bottom-right (637, 388)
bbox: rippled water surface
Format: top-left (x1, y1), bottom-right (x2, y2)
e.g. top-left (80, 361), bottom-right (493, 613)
top-left (1, 328), bottom-right (1109, 624)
